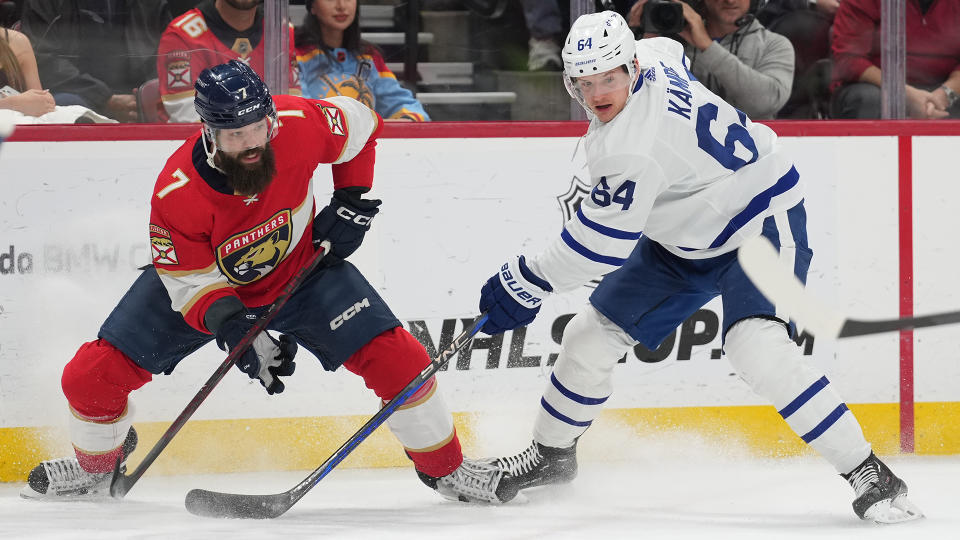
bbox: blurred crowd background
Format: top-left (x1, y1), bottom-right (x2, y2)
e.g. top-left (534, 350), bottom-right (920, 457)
top-left (0, 0), bottom-right (956, 124)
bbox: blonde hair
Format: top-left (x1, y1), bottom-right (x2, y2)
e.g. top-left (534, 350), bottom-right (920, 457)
top-left (0, 29), bottom-right (26, 91)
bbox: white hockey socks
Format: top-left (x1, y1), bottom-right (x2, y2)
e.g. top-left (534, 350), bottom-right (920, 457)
top-left (69, 403), bottom-right (135, 473)
top-left (533, 307), bottom-right (633, 449)
top-left (725, 318), bottom-right (871, 473)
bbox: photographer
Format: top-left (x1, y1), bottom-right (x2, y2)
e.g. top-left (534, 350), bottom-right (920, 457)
top-left (627, 0), bottom-right (794, 119)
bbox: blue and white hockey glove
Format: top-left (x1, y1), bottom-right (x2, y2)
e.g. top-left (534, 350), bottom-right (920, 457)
top-left (215, 311), bottom-right (298, 395)
top-left (312, 188), bottom-right (381, 266)
top-left (479, 255), bottom-right (553, 335)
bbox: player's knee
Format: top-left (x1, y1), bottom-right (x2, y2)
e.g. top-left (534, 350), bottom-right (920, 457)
top-left (554, 307), bottom-right (632, 387)
top-left (61, 339), bottom-right (152, 419)
top-left (725, 317), bottom-right (810, 396)
top-left (344, 326), bottom-right (431, 401)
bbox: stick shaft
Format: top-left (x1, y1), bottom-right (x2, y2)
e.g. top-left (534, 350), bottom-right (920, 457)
top-left (185, 313), bottom-right (489, 519)
top-left (110, 242), bottom-right (331, 498)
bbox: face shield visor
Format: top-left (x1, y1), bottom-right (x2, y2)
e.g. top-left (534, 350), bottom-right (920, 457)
top-left (201, 110), bottom-right (279, 167)
top-left (563, 65), bottom-right (636, 117)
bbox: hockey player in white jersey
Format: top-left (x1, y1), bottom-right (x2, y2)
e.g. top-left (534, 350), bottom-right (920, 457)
top-left (477, 11), bottom-right (922, 523)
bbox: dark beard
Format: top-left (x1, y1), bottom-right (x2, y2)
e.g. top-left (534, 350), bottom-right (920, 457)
top-left (215, 144), bottom-right (277, 196)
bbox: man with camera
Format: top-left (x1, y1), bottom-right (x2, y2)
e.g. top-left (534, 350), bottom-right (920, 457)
top-left (627, 0), bottom-right (794, 119)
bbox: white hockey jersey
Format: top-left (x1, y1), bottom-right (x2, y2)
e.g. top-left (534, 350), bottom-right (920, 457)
top-left (529, 38), bottom-right (803, 293)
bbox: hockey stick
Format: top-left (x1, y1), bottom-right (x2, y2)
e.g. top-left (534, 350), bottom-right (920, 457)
top-left (737, 235), bottom-right (960, 338)
top-left (183, 312), bottom-right (490, 519)
top-left (109, 240), bottom-right (333, 499)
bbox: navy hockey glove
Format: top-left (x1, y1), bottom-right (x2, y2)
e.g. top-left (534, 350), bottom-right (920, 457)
top-left (478, 255), bottom-right (553, 335)
top-left (312, 188), bottom-right (381, 266)
top-left (215, 311), bottom-right (298, 395)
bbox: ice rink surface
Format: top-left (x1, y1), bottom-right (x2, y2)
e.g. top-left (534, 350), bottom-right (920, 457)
top-left (1, 451), bottom-right (957, 540)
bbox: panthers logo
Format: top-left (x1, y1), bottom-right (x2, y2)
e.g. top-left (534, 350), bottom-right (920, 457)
top-left (217, 210), bottom-right (292, 284)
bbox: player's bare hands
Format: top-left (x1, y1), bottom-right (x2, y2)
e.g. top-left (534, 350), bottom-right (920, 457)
top-left (106, 93), bottom-right (138, 122)
top-left (5, 89), bottom-right (56, 117)
top-left (675, 1), bottom-right (711, 51)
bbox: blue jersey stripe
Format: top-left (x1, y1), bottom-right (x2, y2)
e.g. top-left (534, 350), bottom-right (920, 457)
top-left (778, 375), bottom-right (828, 419)
top-left (576, 208), bottom-right (644, 240)
top-left (541, 397), bottom-right (593, 427)
top-left (801, 404), bottom-right (849, 443)
top-left (561, 229), bottom-right (628, 266)
top-left (708, 166), bottom-right (800, 249)
top-left (551, 373), bottom-right (609, 405)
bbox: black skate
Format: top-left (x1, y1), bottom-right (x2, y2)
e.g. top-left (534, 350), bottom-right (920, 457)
top-left (841, 452), bottom-right (923, 523)
top-left (417, 457), bottom-right (505, 504)
top-left (20, 427), bottom-right (138, 500)
top-left (491, 440), bottom-right (577, 503)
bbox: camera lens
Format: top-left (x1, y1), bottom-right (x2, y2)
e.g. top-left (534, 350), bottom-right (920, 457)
top-left (651, 3), bottom-right (685, 34)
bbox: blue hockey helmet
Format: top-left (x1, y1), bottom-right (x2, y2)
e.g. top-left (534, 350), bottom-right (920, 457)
top-left (194, 59), bottom-right (276, 129)
top-left (195, 60), bottom-right (278, 169)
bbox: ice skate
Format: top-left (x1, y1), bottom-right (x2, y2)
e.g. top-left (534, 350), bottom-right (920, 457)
top-left (20, 427), bottom-right (138, 500)
top-left (418, 457), bottom-right (505, 504)
top-left (842, 452), bottom-right (923, 524)
top-left (491, 440), bottom-right (577, 502)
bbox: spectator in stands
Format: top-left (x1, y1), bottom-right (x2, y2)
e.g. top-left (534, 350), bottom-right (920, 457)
top-left (19, 0), bottom-right (171, 122)
top-left (830, 0), bottom-right (960, 119)
top-left (296, 0), bottom-right (428, 122)
top-left (757, 0), bottom-right (837, 117)
top-left (158, 0), bottom-right (300, 123)
top-left (628, 0), bottom-right (794, 119)
top-left (0, 26), bottom-right (55, 117)
top-left (521, 0), bottom-right (563, 71)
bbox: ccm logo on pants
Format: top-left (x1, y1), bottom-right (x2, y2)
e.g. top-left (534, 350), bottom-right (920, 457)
top-left (330, 298), bottom-right (371, 330)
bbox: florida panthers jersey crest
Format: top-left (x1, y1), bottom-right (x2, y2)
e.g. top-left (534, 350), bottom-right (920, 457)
top-left (149, 94), bottom-right (383, 332)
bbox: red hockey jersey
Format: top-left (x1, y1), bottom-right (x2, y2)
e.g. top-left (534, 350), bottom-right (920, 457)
top-left (157, 2), bottom-right (300, 123)
top-left (149, 94), bottom-right (383, 332)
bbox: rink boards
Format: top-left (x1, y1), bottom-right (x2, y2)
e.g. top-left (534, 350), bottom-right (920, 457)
top-left (1, 121), bottom-right (959, 481)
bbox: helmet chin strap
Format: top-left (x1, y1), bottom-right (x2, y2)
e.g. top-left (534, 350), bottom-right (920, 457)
top-left (201, 124), bottom-right (227, 173)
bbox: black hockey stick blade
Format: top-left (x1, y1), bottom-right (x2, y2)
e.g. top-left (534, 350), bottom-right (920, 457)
top-left (738, 236), bottom-right (960, 338)
top-left (109, 241), bottom-right (332, 499)
top-left (184, 313), bottom-right (489, 519)
top-left (185, 489), bottom-right (294, 520)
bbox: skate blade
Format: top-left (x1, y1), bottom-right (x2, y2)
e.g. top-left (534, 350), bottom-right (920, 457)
top-left (19, 485), bottom-right (115, 502)
top-left (864, 494), bottom-right (924, 524)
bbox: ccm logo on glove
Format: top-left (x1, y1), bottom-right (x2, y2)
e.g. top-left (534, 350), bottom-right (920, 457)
top-left (500, 263), bottom-right (543, 306)
top-left (335, 206), bottom-right (373, 226)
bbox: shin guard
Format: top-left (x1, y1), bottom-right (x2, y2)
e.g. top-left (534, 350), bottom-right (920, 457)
top-left (533, 307), bottom-right (632, 448)
top-left (725, 318), bottom-right (871, 473)
top-left (343, 327), bottom-right (463, 478)
top-left (61, 339), bottom-right (152, 472)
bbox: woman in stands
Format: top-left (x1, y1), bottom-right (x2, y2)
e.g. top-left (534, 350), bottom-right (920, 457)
top-left (0, 26), bottom-right (54, 117)
top-left (296, 0), bottom-right (429, 122)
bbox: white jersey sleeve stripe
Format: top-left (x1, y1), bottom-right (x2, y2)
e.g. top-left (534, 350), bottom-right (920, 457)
top-left (560, 229), bottom-right (628, 266)
top-left (706, 165), bottom-right (799, 249)
top-left (576, 207), bottom-right (644, 240)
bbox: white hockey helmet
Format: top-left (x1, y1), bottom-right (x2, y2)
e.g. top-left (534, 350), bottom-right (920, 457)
top-left (562, 11), bottom-right (638, 114)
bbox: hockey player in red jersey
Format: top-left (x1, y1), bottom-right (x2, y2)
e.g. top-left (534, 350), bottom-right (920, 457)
top-left (157, 0), bottom-right (300, 122)
top-left (21, 60), bottom-right (503, 504)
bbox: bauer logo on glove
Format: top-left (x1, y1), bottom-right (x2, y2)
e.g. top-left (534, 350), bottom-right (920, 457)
top-left (499, 263), bottom-right (543, 306)
top-left (479, 256), bottom-right (553, 335)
